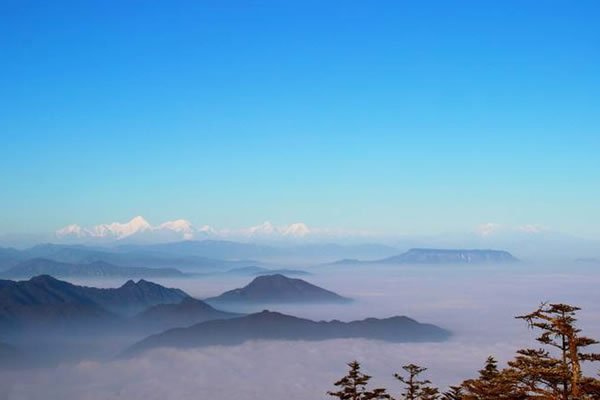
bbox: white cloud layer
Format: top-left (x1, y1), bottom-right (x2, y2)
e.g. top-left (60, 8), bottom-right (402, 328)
top-left (3, 262), bottom-right (600, 400)
top-left (1, 339), bottom-right (525, 400)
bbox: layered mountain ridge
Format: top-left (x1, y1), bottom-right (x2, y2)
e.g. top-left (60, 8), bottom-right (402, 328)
top-left (0, 275), bottom-right (189, 332)
top-left (124, 310), bottom-right (451, 357)
top-left (2, 258), bottom-right (186, 279)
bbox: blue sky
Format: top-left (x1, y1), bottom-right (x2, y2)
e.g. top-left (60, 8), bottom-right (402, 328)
top-left (1, 1), bottom-right (599, 238)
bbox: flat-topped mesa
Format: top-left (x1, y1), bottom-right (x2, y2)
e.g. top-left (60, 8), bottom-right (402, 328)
top-left (378, 248), bottom-right (519, 264)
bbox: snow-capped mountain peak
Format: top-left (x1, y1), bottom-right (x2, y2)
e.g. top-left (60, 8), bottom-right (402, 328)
top-left (158, 219), bottom-right (193, 231)
top-left (247, 221), bottom-right (276, 235)
top-left (55, 224), bottom-right (85, 237)
top-left (57, 216), bottom-right (157, 241)
top-left (86, 216), bottom-right (152, 239)
top-left (157, 219), bottom-right (195, 239)
top-left (55, 217), bottom-right (325, 243)
top-left (281, 222), bottom-right (310, 237)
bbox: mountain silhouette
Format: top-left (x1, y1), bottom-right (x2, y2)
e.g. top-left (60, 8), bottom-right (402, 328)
top-left (205, 274), bottom-right (350, 304)
top-left (132, 297), bottom-right (239, 332)
top-left (123, 310), bottom-right (451, 357)
top-left (0, 275), bottom-right (189, 332)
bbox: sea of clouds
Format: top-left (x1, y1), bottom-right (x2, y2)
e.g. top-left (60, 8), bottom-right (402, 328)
top-left (2, 262), bottom-right (599, 400)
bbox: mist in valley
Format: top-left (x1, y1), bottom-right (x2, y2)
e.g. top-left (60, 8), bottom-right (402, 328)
top-left (3, 260), bottom-right (599, 400)
top-left (2, 0), bottom-right (599, 398)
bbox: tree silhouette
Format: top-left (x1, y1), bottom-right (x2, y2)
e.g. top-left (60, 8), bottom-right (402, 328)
top-left (395, 364), bottom-right (439, 400)
top-left (509, 303), bottom-right (600, 399)
top-left (328, 360), bottom-right (392, 400)
top-left (441, 386), bottom-right (463, 400)
top-left (329, 303), bottom-right (600, 400)
top-left (461, 356), bottom-right (522, 400)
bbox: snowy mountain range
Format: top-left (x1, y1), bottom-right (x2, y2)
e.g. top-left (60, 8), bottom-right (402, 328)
top-left (55, 216), bottom-right (321, 243)
top-left (43, 217), bottom-right (600, 260)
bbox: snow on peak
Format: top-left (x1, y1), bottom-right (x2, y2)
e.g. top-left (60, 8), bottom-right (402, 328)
top-left (56, 224), bottom-right (84, 237)
top-left (56, 216), bottom-right (221, 242)
top-left (158, 219), bottom-right (196, 240)
top-left (130, 216), bottom-right (151, 227)
top-left (197, 225), bottom-right (217, 234)
top-left (474, 222), bottom-right (504, 237)
top-left (281, 222), bottom-right (310, 237)
top-left (55, 218), bottom-right (349, 242)
top-left (158, 219), bottom-right (193, 232)
top-left (517, 224), bottom-right (544, 234)
top-left (242, 221), bottom-right (311, 238)
top-left (248, 221), bottom-right (276, 235)
top-left (101, 216), bottom-right (152, 239)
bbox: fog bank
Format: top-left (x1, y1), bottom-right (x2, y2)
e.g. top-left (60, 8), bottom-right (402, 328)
top-left (3, 262), bottom-right (600, 399)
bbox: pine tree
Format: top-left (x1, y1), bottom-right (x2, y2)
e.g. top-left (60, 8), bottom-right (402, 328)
top-left (460, 356), bottom-right (522, 400)
top-left (420, 386), bottom-right (441, 400)
top-left (442, 386), bottom-right (463, 400)
top-left (328, 360), bottom-right (392, 400)
top-left (509, 303), bottom-right (600, 399)
top-left (395, 364), bottom-right (439, 400)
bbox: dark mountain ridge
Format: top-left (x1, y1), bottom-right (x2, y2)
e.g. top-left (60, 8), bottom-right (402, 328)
top-left (132, 297), bottom-right (239, 332)
top-left (71, 278), bottom-right (189, 315)
top-left (205, 274), bottom-right (350, 304)
top-left (123, 310), bottom-right (451, 357)
top-left (0, 275), bottom-right (190, 332)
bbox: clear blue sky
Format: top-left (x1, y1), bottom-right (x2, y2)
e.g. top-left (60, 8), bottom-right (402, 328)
top-left (1, 1), bottom-right (599, 238)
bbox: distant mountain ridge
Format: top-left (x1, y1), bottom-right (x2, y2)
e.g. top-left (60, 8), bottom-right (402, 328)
top-left (122, 240), bottom-right (398, 261)
top-left (205, 274), bottom-right (350, 304)
top-left (332, 248), bottom-right (519, 265)
top-left (0, 244), bottom-right (256, 272)
top-left (56, 217), bottom-right (312, 241)
top-left (224, 266), bottom-right (310, 277)
top-left (56, 216), bottom-right (200, 241)
top-left (123, 310), bottom-right (451, 357)
top-left (575, 257), bottom-right (600, 264)
top-left (54, 216), bottom-right (388, 243)
top-left (0, 247), bottom-right (23, 270)
top-left (2, 258), bottom-right (186, 278)
top-left (0, 240), bottom-right (402, 272)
